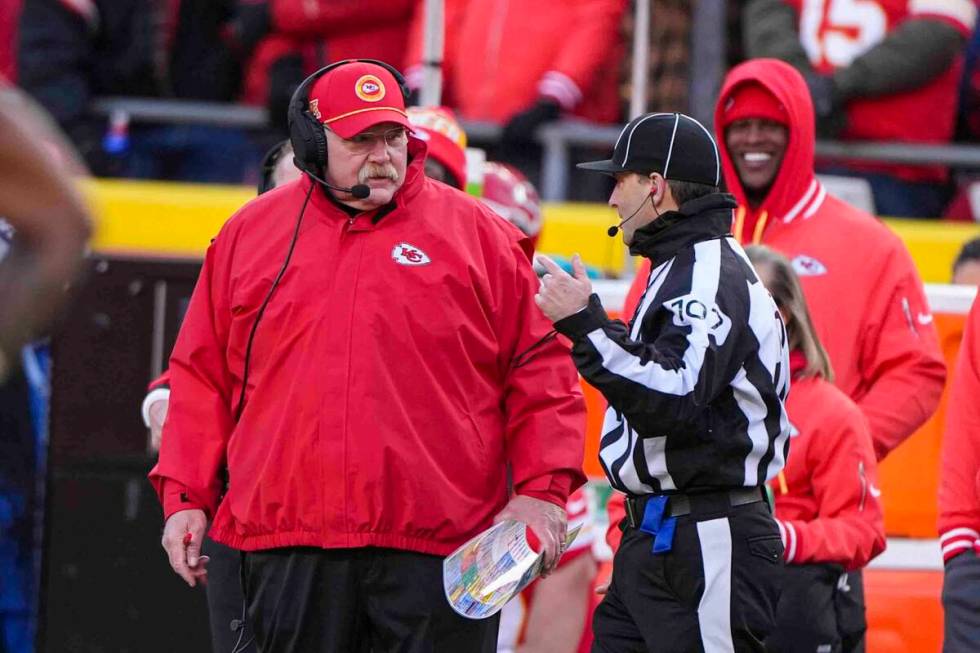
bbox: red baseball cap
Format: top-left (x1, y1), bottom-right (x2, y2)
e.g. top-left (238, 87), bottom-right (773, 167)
top-left (307, 61), bottom-right (411, 138)
top-left (721, 82), bottom-right (788, 127)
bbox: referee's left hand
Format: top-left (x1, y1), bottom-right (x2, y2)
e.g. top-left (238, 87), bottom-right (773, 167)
top-left (534, 254), bottom-right (591, 323)
top-left (494, 495), bottom-right (567, 576)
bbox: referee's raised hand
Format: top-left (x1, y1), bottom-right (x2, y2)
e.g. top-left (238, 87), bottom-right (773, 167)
top-left (534, 254), bottom-right (591, 323)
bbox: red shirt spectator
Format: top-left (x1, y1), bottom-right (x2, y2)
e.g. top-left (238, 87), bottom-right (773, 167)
top-left (242, 0), bottom-right (415, 109)
top-left (404, 0), bottom-right (625, 125)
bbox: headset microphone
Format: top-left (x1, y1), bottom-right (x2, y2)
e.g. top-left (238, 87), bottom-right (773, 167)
top-left (607, 193), bottom-right (653, 237)
top-left (295, 159), bottom-right (371, 199)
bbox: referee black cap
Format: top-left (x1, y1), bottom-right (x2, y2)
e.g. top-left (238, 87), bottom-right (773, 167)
top-left (577, 112), bottom-right (720, 186)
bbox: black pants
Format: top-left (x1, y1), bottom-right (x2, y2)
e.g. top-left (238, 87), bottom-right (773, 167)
top-left (766, 563), bottom-right (844, 652)
top-left (592, 501), bottom-right (784, 652)
top-left (835, 569), bottom-right (866, 652)
top-left (942, 550), bottom-right (980, 652)
top-left (202, 536), bottom-right (256, 653)
top-left (242, 546), bottom-right (499, 653)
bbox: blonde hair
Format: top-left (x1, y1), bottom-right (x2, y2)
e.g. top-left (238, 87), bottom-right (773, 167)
top-left (745, 245), bottom-right (834, 381)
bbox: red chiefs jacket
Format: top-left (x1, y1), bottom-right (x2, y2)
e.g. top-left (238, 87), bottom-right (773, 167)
top-left (625, 59), bottom-right (945, 459)
top-left (938, 296), bottom-right (980, 563)
top-left (771, 353), bottom-right (885, 570)
top-left (604, 354), bottom-right (886, 571)
top-left (148, 139), bottom-right (587, 555)
top-left (404, 0), bottom-right (625, 124)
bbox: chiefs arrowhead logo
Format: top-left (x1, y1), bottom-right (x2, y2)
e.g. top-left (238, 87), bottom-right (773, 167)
top-left (392, 243), bottom-right (431, 266)
top-left (355, 75), bottom-right (386, 103)
top-left (309, 98), bottom-right (321, 121)
top-left (791, 254), bottom-right (828, 276)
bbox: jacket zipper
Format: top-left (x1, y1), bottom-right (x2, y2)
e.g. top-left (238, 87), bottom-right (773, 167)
top-left (340, 216), bottom-right (364, 544)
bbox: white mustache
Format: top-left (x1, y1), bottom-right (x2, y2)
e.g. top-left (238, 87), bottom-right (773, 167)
top-left (358, 163), bottom-right (398, 184)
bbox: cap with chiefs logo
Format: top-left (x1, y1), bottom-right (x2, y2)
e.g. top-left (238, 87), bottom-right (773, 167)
top-left (308, 61), bottom-right (411, 139)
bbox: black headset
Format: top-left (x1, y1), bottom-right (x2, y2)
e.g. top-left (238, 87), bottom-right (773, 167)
top-left (287, 59), bottom-right (410, 181)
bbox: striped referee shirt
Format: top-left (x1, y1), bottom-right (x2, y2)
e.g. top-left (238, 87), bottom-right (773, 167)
top-left (554, 194), bottom-right (791, 495)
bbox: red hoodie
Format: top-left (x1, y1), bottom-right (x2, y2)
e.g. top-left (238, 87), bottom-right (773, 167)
top-left (624, 59), bottom-right (945, 459)
top-left (606, 352), bottom-right (887, 570)
top-left (938, 296), bottom-right (980, 563)
top-left (148, 139), bottom-right (587, 555)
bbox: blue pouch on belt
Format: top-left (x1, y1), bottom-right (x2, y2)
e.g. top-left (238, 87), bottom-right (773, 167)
top-left (639, 495), bottom-right (677, 554)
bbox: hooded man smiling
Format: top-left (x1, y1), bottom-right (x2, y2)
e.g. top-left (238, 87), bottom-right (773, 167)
top-left (715, 58), bottom-right (945, 460)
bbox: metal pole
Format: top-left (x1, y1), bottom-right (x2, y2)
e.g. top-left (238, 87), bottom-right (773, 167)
top-left (419, 0), bottom-right (445, 107)
top-left (688, 0), bottom-right (727, 129)
top-left (540, 126), bottom-right (571, 201)
top-left (629, 0), bottom-right (651, 119)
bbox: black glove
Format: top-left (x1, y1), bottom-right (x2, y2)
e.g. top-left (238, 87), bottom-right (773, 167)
top-left (501, 99), bottom-right (561, 150)
top-left (804, 73), bottom-right (846, 138)
top-left (228, 0), bottom-right (270, 58)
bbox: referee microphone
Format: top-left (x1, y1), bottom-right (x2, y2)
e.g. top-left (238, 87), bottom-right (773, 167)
top-left (607, 192), bottom-right (653, 237)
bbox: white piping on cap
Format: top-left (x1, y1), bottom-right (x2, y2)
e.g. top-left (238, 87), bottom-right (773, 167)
top-left (618, 113), bottom-right (671, 168)
top-left (682, 114), bottom-right (721, 186)
top-left (662, 113), bottom-right (681, 178)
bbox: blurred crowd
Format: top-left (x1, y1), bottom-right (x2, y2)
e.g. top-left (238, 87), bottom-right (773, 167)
top-left (1, 0), bottom-right (980, 216)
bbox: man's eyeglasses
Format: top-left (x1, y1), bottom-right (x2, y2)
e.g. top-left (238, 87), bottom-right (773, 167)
top-left (342, 127), bottom-right (409, 154)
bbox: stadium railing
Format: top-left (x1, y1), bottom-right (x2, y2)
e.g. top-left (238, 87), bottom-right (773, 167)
top-left (92, 96), bottom-right (980, 200)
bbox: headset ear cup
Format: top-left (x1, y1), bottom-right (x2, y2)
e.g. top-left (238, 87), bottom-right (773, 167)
top-left (310, 112), bottom-right (327, 173)
top-left (288, 104), bottom-right (325, 177)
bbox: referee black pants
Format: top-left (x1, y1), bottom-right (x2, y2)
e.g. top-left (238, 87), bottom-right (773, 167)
top-left (593, 501), bottom-right (784, 652)
top-left (241, 546), bottom-right (499, 653)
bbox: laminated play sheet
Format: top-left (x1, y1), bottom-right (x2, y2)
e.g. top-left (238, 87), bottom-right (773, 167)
top-left (443, 520), bottom-right (582, 619)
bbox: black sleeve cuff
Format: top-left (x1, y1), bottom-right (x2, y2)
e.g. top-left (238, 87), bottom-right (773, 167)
top-left (554, 294), bottom-right (609, 339)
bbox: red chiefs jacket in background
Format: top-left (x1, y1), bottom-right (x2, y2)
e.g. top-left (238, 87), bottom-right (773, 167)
top-left (148, 139), bottom-right (587, 555)
top-left (404, 0), bottom-right (625, 124)
top-left (626, 59), bottom-right (945, 459)
top-left (771, 354), bottom-right (885, 570)
top-left (605, 354), bottom-right (886, 570)
top-left (938, 296), bottom-right (980, 563)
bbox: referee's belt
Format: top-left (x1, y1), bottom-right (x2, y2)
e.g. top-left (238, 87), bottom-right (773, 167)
top-left (624, 486), bottom-right (766, 529)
